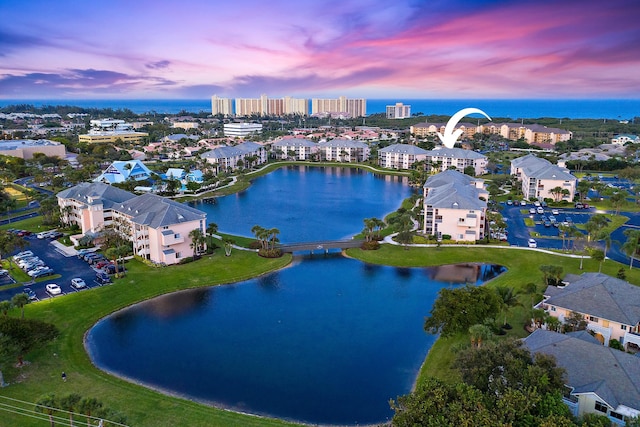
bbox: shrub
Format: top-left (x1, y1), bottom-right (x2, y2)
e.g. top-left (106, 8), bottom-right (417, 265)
top-left (361, 241), bottom-right (380, 250)
top-left (248, 241), bottom-right (262, 250)
top-left (609, 339), bottom-right (624, 351)
top-left (258, 248), bottom-right (282, 258)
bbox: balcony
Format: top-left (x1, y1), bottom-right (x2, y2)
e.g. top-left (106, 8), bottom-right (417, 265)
top-left (623, 331), bottom-right (640, 348)
top-left (586, 323), bottom-right (612, 345)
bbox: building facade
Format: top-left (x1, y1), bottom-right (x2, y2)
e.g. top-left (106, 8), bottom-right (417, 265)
top-left (57, 182), bottom-right (207, 265)
top-left (422, 170), bottom-right (488, 241)
top-left (79, 119), bottom-right (148, 144)
top-left (423, 147), bottom-right (488, 176)
top-left (386, 103), bottom-right (411, 119)
top-left (200, 141), bottom-right (267, 171)
top-left (233, 95), bottom-right (308, 116)
top-left (510, 154), bottom-right (577, 201)
top-left (311, 96), bottom-right (367, 117)
top-left (223, 122), bottom-right (263, 138)
top-left (0, 139), bottom-right (66, 159)
top-left (378, 144), bottom-right (428, 169)
top-left (211, 95), bottom-right (234, 116)
top-left (93, 160), bottom-right (154, 184)
top-left (272, 138), bottom-right (317, 160)
top-left (316, 139), bottom-right (370, 162)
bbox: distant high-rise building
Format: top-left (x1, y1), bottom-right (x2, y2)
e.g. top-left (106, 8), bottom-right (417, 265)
top-left (234, 94), bottom-right (308, 117)
top-left (386, 102), bottom-right (411, 119)
top-left (211, 95), bottom-right (233, 116)
top-left (311, 96), bottom-right (367, 117)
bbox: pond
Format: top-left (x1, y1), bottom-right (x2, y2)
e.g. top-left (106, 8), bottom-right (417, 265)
top-left (86, 257), bottom-right (505, 425)
top-left (189, 165), bottom-right (413, 242)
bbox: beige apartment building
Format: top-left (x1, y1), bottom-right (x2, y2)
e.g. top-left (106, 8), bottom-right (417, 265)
top-left (510, 154), bottom-right (576, 201)
top-left (410, 122), bottom-right (478, 139)
top-left (211, 95), bottom-right (234, 116)
top-left (233, 94), bottom-right (308, 116)
top-left (311, 96), bottom-right (367, 118)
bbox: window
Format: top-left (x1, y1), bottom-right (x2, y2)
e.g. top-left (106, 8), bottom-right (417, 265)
top-left (621, 325), bottom-right (627, 330)
top-left (589, 316), bottom-right (599, 322)
top-left (594, 401), bottom-right (608, 414)
top-left (176, 252), bottom-right (181, 258)
top-left (610, 411), bottom-right (624, 421)
top-left (174, 233), bottom-right (181, 239)
top-left (551, 306), bottom-right (556, 312)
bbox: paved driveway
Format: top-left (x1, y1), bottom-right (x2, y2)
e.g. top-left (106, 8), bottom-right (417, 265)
top-left (0, 235), bottom-right (104, 303)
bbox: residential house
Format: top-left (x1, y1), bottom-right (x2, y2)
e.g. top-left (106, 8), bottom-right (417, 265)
top-left (200, 141), bottom-right (267, 171)
top-left (510, 154), bottom-right (576, 201)
top-left (378, 144), bottom-right (429, 169)
top-left (317, 139), bottom-right (370, 162)
top-left (272, 138), bottom-right (318, 160)
top-left (524, 329), bottom-right (640, 425)
top-left (422, 170), bottom-right (488, 241)
top-left (424, 147), bottom-right (488, 176)
top-left (57, 182), bottom-right (207, 265)
top-left (539, 272), bottom-right (640, 351)
top-left (612, 134), bottom-right (639, 145)
top-left (93, 160), bottom-right (154, 184)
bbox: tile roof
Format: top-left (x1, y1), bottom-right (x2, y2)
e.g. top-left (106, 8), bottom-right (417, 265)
top-left (545, 273), bottom-right (640, 325)
top-left (524, 329), bottom-right (640, 412)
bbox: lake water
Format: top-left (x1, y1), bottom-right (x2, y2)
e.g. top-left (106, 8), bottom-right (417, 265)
top-left (190, 166), bottom-right (413, 243)
top-left (86, 257), bottom-right (505, 425)
top-left (85, 166), bottom-right (505, 424)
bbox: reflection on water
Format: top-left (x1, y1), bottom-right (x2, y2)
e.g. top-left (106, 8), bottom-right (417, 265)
top-left (86, 256), bottom-right (505, 425)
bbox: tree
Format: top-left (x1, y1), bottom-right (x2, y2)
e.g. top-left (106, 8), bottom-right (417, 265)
top-left (565, 311), bottom-right (588, 332)
top-left (79, 397), bottom-right (103, 427)
top-left (469, 324), bottom-right (492, 348)
top-left (223, 238), bottom-right (234, 257)
top-left (0, 230), bottom-right (27, 270)
top-left (396, 230), bottom-right (413, 249)
top-left (587, 247), bottom-right (605, 273)
top-left (59, 393), bottom-right (82, 427)
top-left (609, 191), bottom-right (626, 214)
top-left (0, 300), bottom-right (11, 317)
top-left (622, 229), bottom-right (640, 270)
top-left (11, 293), bottom-right (29, 319)
top-left (424, 286), bottom-right (502, 337)
top-left (577, 180), bottom-right (591, 202)
top-left (188, 228), bottom-right (204, 258)
top-left (584, 214), bottom-right (608, 242)
top-left (494, 286), bottom-right (523, 326)
top-left (549, 186), bottom-right (564, 202)
top-left (0, 332), bottom-right (19, 387)
top-left (35, 393), bottom-right (59, 427)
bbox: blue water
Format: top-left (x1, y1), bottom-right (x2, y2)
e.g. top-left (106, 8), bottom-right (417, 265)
top-left (1, 98), bottom-right (638, 119)
top-left (86, 256), bottom-right (505, 425)
top-left (189, 166), bottom-right (413, 243)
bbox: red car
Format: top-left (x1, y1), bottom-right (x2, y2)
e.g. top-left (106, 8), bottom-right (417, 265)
top-left (95, 260), bottom-right (112, 269)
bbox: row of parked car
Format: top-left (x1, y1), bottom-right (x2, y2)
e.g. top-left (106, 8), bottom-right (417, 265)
top-left (77, 249), bottom-right (121, 281)
top-left (13, 250), bottom-right (55, 279)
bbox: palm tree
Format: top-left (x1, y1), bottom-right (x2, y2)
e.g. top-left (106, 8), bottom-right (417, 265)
top-left (11, 293), bottom-right (29, 320)
top-left (0, 300), bottom-right (11, 317)
top-left (79, 397), bottom-right (103, 427)
top-left (468, 324), bottom-right (492, 348)
top-left (188, 228), bottom-right (204, 258)
top-left (35, 393), bottom-right (59, 427)
top-left (588, 248), bottom-right (605, 273)
top-left (223, 238), bottom-right (234, 257)
top-left (59, 393), bottom-right (81, 427)
top-left (494, 286), bottom-right (522, 326)
top-left (622, 229), bottom-right (640, 270)
top-left (549, 186), bottom-right (564, 202)
top-left (268, 228), bottom-right (280, 250)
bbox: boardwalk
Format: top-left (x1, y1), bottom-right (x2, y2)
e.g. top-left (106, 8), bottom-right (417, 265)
top-left (277, 239), bottom-right (365, 253)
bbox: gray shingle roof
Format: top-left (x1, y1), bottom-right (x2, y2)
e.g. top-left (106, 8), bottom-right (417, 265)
top-left (57, 182), bottom-right (136, 209)
top-left (545, 273), bottom-right (640, 325)
top-left (114, 193), bottom-right (206, 228)
top-left (378, 144), bottom-right (429, 155)
top-left (423, 170), bottom-right (487, 210)
top-left (317, 139), bottom-right (367, 148)
top-left (511, 154), bottom-right (575, 181)
top-left (201, 141), bottom-right (263, 159)
top-left (272, 138), bottom-right (316, 148)
top-left (424, 147), bottom-right (486, 160)
top-left (524, 329), bottom-right (640, 411)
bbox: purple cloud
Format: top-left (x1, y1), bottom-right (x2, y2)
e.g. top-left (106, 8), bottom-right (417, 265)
top-left (146, 60), bottom-right (171, 70)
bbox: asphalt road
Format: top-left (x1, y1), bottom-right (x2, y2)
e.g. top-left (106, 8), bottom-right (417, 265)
top-left (0, 235), bottom-right (108, 303)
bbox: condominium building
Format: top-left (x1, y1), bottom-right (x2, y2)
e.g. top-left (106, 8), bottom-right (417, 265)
top-left (0, 139), bottom-right (66, 159)
top-left (317, 139), bottom-right (370, 162)
top-left (311, 96), bottom-right (367, 118)
top-left (272, 138), bottom-right (318, 160)
top-left (385, 102), bottom-right (411, 119)
top-left (200, 141), bottom-right (267, 171)
top-left (424, 147), bottom-right (488, 176)
top-left (510, 154), bottom-right (576, 201)
top-left (410, 122), bottom-right (478, 139)
top-left (223, 122), bottom-right (263, 137)
top-left (79, 119), bottom-right (148, 144)
top-left (422, 169), bottom-right (488, 241)
top-left (234, 94), bottom-right (309, 116)
top-left (477, 123), bottom-right (572, 145)
top-left (211, 95), bottom-right (234, 116)
top-left (57, 182), bottom-right (207, 265)
top-left (378, 144), bottom-right (428, 169)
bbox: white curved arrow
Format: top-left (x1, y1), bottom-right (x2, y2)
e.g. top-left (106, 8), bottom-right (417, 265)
top-left (437, 107), bottom-right (491, 148)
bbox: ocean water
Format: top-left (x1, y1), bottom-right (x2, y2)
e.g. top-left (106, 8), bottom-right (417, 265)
top-left (1, 98), bottom-right (638, 119)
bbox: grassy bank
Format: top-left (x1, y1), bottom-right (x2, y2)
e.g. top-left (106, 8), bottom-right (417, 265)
top-left (1, 250), bottom-right (294, 427)
top-left (346, 245), bottom-right (640, 384)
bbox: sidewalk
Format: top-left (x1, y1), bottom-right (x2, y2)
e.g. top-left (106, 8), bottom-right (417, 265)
top-left (49, 240), bottom-right (78, 257)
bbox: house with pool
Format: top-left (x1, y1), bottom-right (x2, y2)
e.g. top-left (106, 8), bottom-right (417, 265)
top-left (538, 272), bottom-right (640, 351)
top-left (57, 182), bottom-right (207, 265)
top-left (422, 170), bottom-right (488, 241)
top-left (524, 329), bottom-right (640, 425)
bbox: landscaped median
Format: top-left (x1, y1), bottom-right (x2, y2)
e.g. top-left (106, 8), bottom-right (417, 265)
top-left (346, 244), bottom-right (640, 385)
top-left (1, 250), bottom-right (295, 427)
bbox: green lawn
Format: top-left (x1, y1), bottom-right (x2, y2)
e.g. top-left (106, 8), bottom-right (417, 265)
top-left (1, 250), bottom-right (295, 427)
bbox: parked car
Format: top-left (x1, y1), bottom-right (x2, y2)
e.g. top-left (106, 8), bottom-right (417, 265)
top-left (536, 207), bottom-right (544, 214)
top-left (36, 231), bottom-right (53, 239)
top-left (548, 215), bottom-right (557, 223)
top-left (0, 269), bottom-right (8, 276)
top-left (95, 260), bottom-right (112, 269)
top-left (32, 268), bottom-right (54, 278)
top-left (71, 278), bottom-right (87, 289)
top-left (77, 249), bottom-right (94, 258)
top-left (529, 208), bottom-right (536, 214)
top-left (575, 202), bottom-right (584, 209)
top-left (24, 288), bottom-right (37, 301)
top-left (544, 220), bottom-right (552, 227)
top-left (551, 209), bottom-right (560, 215)
top-left (534, 201), bottom-right (541, 207)
top-left (103, 264), bottom-right (125, 275)
top-left (96, 271), bottom-right (111, 285)
top-left (88, 255), bottom-right (107, 265)
top-left (528, 239), bottom-right (537, 248)
top-left (49, 231), bottom-right (63, 239)
top-left (520, 200), bottom-right (526, 206)
top-left (16, 250), bottom-right (33, 258)
top-left (28, 266), bottom-right (51, 277)
top-left (45, 283), bottom-right (62, 295)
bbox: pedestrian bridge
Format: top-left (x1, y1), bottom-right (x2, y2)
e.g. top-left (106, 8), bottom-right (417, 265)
top-left (277, 239), bottom-right (365, 253)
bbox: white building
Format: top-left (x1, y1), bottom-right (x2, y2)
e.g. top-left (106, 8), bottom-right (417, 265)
top-left (378, 144), bottom-right (428, 169)
top-left (200, 141), bottom-right (267, 171)
top-left (385, 102), bottom-right (411, 119)
top-left (422, 170), bottom-right (488, 241)
top-left (424, 147), bottom-right (488, 176)
top-left (510, 154), bottom-right (576, 201)
top-left (272, 138), bottom-right (317, 160)
top-left (311, 96), bottom-right (367, 118)
top-left (211, 95), bottom-right (234, 116)
top-left (612, 134), bottom-right (639, 145)
top-left (317, 139), bottom-right (370, 162)
top-left (223, 122), bottom-right (263, 138)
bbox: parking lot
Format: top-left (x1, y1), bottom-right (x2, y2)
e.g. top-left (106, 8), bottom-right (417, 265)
top-left (0, 234), bottom-right (110, 303)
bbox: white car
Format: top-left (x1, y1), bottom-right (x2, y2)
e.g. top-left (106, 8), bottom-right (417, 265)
top-left (534, 201), bottom-right (541, 207)
top-left (70, 278), bottom-right (87, 289)
top-left (528, 239), bottom-right (537, 248)
top-left (45, 283), bottom-right (62, 295)
top-left (536, 207), bottom-right (544, 214)
top-left (551, 209), bottom-right (559, 215)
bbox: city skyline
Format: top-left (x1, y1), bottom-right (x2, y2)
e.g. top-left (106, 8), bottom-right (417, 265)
top-left (1, 0), bottom-right (639, 100)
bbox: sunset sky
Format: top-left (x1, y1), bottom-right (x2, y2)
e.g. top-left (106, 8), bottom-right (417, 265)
top-left (1, 0), bottom-right (639, 100)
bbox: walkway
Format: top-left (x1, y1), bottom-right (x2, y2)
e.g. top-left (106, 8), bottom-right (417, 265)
top-left (277, 239), bottom-right (365, 253)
